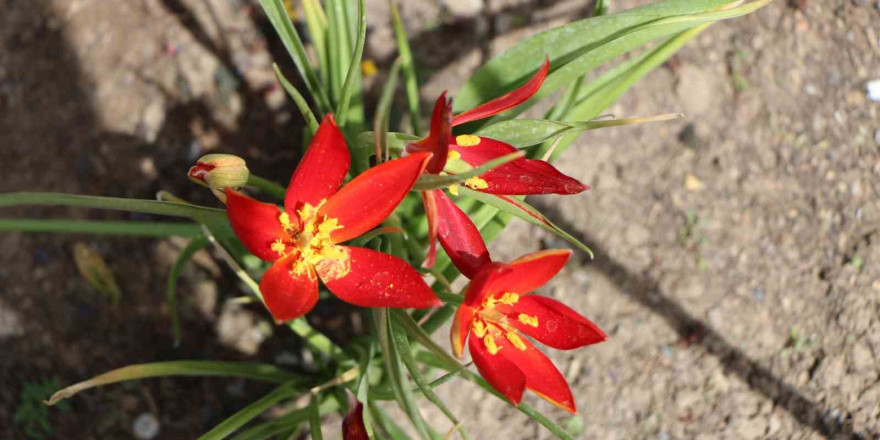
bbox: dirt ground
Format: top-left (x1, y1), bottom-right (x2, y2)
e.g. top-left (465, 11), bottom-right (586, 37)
top-left (1, 0), bottom-right (878, 439)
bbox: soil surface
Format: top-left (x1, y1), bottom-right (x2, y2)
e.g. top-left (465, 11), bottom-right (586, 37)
top-left (1, 0), bottom-right (878, 439)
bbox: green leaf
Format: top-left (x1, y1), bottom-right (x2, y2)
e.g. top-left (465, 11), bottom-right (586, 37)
top-left (477, 113), bottom-right (682, 149)
top-left (457, 188), bottom-right (593, 258)
top-left (46, 361), bottom-right (306, 406)
top-left (167, 236), bottom-right (209, 346)
top-left (412, 151), bottom-right (524, 191)
top-left (364, 56), bottom-right (402, 174)
top-left (308, 394), bottom-right (324, 440)
top-left (258, 0), bottom-right (332, 113)
top-left (197, 381), bottom-right (303, 440)
top-left (230, 398), bottom-right (340, 440)
top-left (273, 63), bottom-right (320, 135)
top-left (301, 0), bottom-right (329, 87)
top-left (356, 131), bottom-right (420, 156)
top-left (336, 0), bottom-right (366, 127)
top-left (454, 0), bottom-right (768, 116)
top-left (0, 219), bottom-right (202, 237)
top-left (390, 314), bottom-right (469, 440)
top-left (390, 1), bottom-right (421, 135)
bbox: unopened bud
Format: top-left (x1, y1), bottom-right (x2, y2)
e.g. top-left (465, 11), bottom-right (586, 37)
top-left (188, 154), bottom-right (249, 202)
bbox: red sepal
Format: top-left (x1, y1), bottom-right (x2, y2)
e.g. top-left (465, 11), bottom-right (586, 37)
top-left (494, 332), bottom-right (577, 413)
top-left (462, 262), bottom-right (512, 307)
top-left (342, 394), bottom-right (368, 440)
top-left (225, 189), bottom-right (288, 262)
top-left (408, 92), bottom-right (452, 174)
top-left (285, 114), bottom-right (351, 214)
top-left (318, 246), bottom-right (441, 308)
top-left (468, 333), bottom-right (526, 405)
top-left (451, 137), bottom-right (587, 195)
top-left (493, 249), bottom-right (571, 295)
top-left (450, 304), bottom-right (475, 359)
top-left (451, 58), bottom-right (550, 126)
top-left (433, 189), bottom-right (491, 278)
top-left (421, 190), bottom-right (439, 269)
top-left (259, 254), bottom-right (319, 323)
top-left (321, 153), bottom-right (431, 243)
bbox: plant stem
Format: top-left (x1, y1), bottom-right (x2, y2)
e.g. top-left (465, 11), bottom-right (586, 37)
top-left (246, 175), bottom-right (287, 200)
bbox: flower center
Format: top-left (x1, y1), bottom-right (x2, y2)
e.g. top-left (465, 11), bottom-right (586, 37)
top-left (472, 291), bottom-right (538, 355)
top-left (272, 200), bottom-right (349, 280)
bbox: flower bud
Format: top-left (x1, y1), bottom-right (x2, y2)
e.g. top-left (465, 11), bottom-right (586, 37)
top-left (188, 154), bottom-right (249, 202)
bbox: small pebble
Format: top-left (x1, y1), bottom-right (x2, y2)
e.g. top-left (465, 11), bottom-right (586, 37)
top-left (873, 129), bottom-right (880, 147)
top-left (133, 413), bottom-right (160, 440)
top-left (867, 79), bottom-right (880, 101)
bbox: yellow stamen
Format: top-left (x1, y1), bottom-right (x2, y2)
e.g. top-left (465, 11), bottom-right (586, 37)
top-left (447, 150), bottom-right (461, 161)
top-left (498, 292), bottom-right (519, 305)
top-left (506, 331), bottom-right (527, 351)
top-left (456, 134), bottom-right (481, 147)
top-left (448, 184), bottom-right (460, 196)
top-left (270, 239), bottom-right (287, 256)
top-left (279, 212), bottom-right (295, 231)
top-left (484, 334), bottom-right (501, 355)
top-left (285, 200), bottom-right (350, 280)
top-left (464, 176), bottom-right (488, 190)
top-left (518, 314), bottom-right (539, 327)
top-left (473, 320), bottom-right (487, 338)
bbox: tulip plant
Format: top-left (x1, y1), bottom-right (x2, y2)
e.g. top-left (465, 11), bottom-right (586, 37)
top-left (1, 0), bottom-right (768, 438)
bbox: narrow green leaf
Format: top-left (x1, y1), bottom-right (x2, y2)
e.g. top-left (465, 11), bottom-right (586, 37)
top-left (308, 394), bottom-right (324, 440)
top-left (167, 236), bottom-right (210, 346)
top-left (230, 398), bottom-right (340, 440)
top-left (301, 0), bottom-right (329, 87)
top-left (356, 131), bottom-right (419, 156)
top-left (336, 0), bottom-right (366, 126)
top-left (390, 315), bottom-right (469, 440)
top-left (197, 381), bottom-right (303, 440)
top-left (477, 113), bottom-right (682, 149)
top-left (325, 0), bottom-right (349, 101)
top-left (412, 151), bottom-right (524, 191)
top-left (259, 0), bottom-right (332, 113)
top-left (369, 401), bottom-right (413, 440)
top-left (273, 63), bottom-right (320, 135)
top-left (593, 0), bottom-right (610, 16)
top-left (390, 1), bottom-right (421, 135)
top-left (369, 57), bottom-right (403, 172)
top-left (0, 219), bottom-right (202, 237)
top-left (46, 361), bottom-right (306, 406)
top-left (458, 188), bottom-right (593, 258)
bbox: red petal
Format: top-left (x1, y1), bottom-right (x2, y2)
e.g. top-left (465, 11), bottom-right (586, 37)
top-left (468, 333), bottom-right (526, 405)
top-left (342, 396), bottom-right (368, 440)
top-left (462, 262), bottom-right (512, 307)
top-left (503, 295), bottom-right (606, 349)
top-left (284, 114), bottom-right (351, 214)
top-left (259, 255), bottom-right (319, 323)
top-left (421, 190), bottom-right (439, 269)
top-left (321, 153), bottom-right (431, 243)
top-left (318, 246), bottom-right (441, 308)
top-left (451, 58), bottom-right (550, 126)
top-left (450, 304), bottom-right (475, 359)
top-left (496, 333), bottom-right (576, 413)
top-left (225, 189), bottom-right (288, 262)
top-left (409, 92), bottom-right (452, 174)
top-left (433, 189), bottom-right (491, 278)
top-left (493, 249), bottom-right (571, 294)
top-left (451, 137), bottom-right (587, 195)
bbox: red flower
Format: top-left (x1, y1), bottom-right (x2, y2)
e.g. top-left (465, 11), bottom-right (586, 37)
top-left (450, 249), bottom-right (606, 413)
top-left (226, 115), bottom-right (440, 322)
top-left (408, 59), bottom-right (589, 269)
top-left (342, 393), bottom-right (368, 440)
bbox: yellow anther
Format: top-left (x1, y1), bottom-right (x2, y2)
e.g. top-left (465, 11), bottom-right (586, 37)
top-left (456, 135), bottom-right (481, 147)
top-left (271, 239), bottom-right (287, 256)
top-left (447, 150), bottom-right (461, 161)
top-left (464, 176), bottom-right (489, 190)
top-left (361, 59), bottom-right (378, 77)
top-left (448, 184), bottom-right (460, 196)
top-left (498, 292), bottom-right (519, 305)
top-left (279, 212), bottom-right (294, 231)
top-left (518, 314), bottom-right (539, 327)
top-left (473, 320), bottom-right (487, 338)
top-left (506, 331), bottom-right (527, 351)
top-left (484, 334), bottom-right (501, 355)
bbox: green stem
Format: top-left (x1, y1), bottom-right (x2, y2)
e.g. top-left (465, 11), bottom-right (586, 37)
top-left (247, 175), bottom-right (287, 200)
top-left (0, 219), bottom-right (202, 237)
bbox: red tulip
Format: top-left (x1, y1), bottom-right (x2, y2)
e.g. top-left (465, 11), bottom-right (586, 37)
top-left (226, 115), bottom-right (441, 322)
top-left (450, 249), bottom-right (606, 413)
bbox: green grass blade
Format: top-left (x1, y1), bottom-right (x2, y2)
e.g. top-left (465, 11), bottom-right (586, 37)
top-left (167, 236), bottom-right (210, 347)
top-left (259, 0), bottom-right (332, 113)
top-left (308, 394), bottom-right (324, 440)
top-left (390, 1), bottom-right (421, 136)
top-left (231, 398), bottom-right (340, 440)
top-left (367, 57), bottom-right (402, 173)
top-left (47, 361), bottom-right (307, 406)
top-left (336, 0), bottom-right (366, 127)
top-left (301, 0), bottom-right (329, 87)
top-left (197, 381), bottom-right (303, 440)
top-left (390, 314), bottom-right (468, 440)
top-left (273, 63), bottom-right (320, 135)
top-left (0, 219), bottom-right (202, 237)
